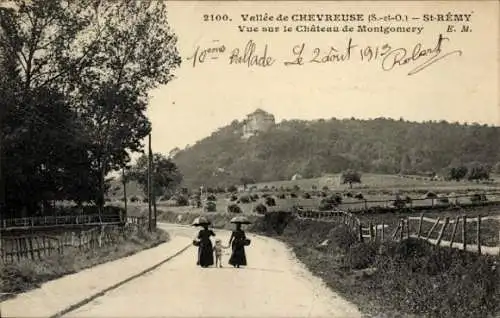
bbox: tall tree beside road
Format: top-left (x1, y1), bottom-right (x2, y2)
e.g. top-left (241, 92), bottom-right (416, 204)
top-left (0, 0), bottom-right (180, 217)
top-left (75, 0), bottom-right (181, 211)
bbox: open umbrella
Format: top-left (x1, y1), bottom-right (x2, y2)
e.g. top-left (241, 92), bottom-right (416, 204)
top-left (230, 215), bottom-right (252, 224)
top-left (192, 216), bottom-right (211, 226)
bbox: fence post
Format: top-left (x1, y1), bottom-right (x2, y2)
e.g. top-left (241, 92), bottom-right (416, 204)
top-left (392, 221), bottom-right (401, 240)
top-left (369, 222), bottom-right (374, 242)
top-left (399, 219), bottom-right (404, 241)
top-left (28, 237), bottom-right (35, 260)
top-left (426, 217), bottom-right (441, 240)
top-left (358, 223), bottom-right (364, 242)
top-left (462, 215), bottom-right (467, 251)
top-left (417, 213), bottom-right (424, 238)
top-left (477, 215), bottom-right (481, 255)
top-left (449, 216), bottom-right (459, 248)
top-left (406, 217), bottom-right (410, 239)
top-left (381, 223), bottom-right (385, 242)
top-left (436, 217), bottom-right (449, 246)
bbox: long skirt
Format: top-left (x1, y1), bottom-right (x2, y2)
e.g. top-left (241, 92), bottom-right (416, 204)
top-left (197, 243), bottom-right (214, 267)
top-left (228, 243), bottom-right (247, 266)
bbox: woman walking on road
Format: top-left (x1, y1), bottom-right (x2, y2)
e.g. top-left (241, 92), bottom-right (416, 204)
top-left (228, 216), bottom-right (251, 268)
top-left (192, 217), bottom-right (215, 268)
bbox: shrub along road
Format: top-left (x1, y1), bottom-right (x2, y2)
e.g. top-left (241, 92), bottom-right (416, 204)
top-left (62, 224), bottom-right (361, 318)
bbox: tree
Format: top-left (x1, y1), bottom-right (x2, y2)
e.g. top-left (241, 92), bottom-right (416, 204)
top-left (240, 176), bottom-right (255, 190)
top-left (448, 166), bottom-right (468, 181)
top-left (0, 0), bottom-right (181, 216)
top-left (341, 170), bottom-right (362, 189)
top-left (466, 163), bottom-right (490, 182)
top-left (130, 153), bottom-right (183, 200)
top-left (73, 0), bottom-right (181, 210)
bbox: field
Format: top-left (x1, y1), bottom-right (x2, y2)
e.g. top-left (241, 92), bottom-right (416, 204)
top-left (113, 173), bottom-right (500, 251)
top-left (108, 173), bottom-right (500, 202)
top-left (246, 173), bottom-right (500, 191)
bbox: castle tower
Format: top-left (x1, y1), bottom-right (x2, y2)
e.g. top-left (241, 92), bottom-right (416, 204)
top-left (242, 109), bottom-right (275, 139)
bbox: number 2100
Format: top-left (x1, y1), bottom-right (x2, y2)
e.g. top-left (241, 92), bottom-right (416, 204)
top-left (203, 14), bottom-right (230, 22)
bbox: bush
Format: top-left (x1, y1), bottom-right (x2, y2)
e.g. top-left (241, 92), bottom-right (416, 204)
top-left (227, 204), bottom-right (242, 214)
top-left (327, 224), bottom-right (358, 251)
top-left (251, 194), bottom-right (260, 200)
top-left (227, 185), bottom-right (237, 193)
top-left (322, 186), bottom-right (329, 191)
top-left (346, 242), bottom-right (378, 269)
top-left (253, 203), bottom-right (267, 214)
top-left (239, 195), bottom-right (251, 204)
top-left (302, 192), bottom-right (311, 199)
top-left (130, 196), bottom-right (139, 202)
top-left (230, 194), bottom-right (238, 202)
top-left (393, 198), bottom-right (406, 209)
top-left (332, 194), bottom-right (342, 204)
top-left (261, 193), bottom-right (270, 198)
top-left (354, 193), bottom-right (364, 200)
top-left (470, 193), bottom-right (487, 202)
top-left (319, 197), bottom-right (338, 211)
top-left (265, 196), bottom-right (276, 206)
top-left (277, 193), bottom-right (286, 199)
top-left (206, 194), bottom-right (217, 201)
top-left (290, 193), bottom-right (298, 198)
top-left (175, 195), bottom-right (189, 206)
top-left (344, 191), bottom-right (353, 198)
top-left (205, 201), bottom-right (216, 212)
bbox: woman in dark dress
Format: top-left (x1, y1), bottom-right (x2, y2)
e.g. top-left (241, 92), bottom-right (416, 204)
top-left (197, 224), bottom-right (215, 267)
top-left (228, 223), bottom-right (247, 268)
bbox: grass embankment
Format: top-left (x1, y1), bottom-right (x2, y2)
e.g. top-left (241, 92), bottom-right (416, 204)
top-left (158, 210), bottom-right (263, 231)
top-left (276, 218), bottom-right (500, 318)
top-left (0, 227), bottom-right (169, 301)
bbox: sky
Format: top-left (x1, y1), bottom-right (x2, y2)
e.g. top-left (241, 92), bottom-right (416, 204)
top-left (145, 0), bottom-right (499, 156)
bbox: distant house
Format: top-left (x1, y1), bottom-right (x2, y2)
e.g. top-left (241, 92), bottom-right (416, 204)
top-left (291, 173), bottom-right (302, 181)
top-left (242, 108), bottom-right (275, 139)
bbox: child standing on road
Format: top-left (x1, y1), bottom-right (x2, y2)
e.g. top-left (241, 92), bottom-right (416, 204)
top-left (214, 239), bottom-right (227, 268)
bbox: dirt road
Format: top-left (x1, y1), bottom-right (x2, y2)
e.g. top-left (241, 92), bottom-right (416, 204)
top-left (65, 224), bottom-right (361, 318)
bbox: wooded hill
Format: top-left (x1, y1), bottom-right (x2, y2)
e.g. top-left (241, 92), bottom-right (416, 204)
top-left (172, 118), bottom-right (500, 189)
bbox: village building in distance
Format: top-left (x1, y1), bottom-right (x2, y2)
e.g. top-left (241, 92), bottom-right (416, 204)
top-left (242, 108), bottom-right (276, 139)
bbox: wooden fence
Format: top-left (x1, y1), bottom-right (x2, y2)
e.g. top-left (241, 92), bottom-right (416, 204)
top-left (126, 216), bottom-right (149, 228)
top-left (0, 222), bottom-right (147, 263)
top-left (293, 208), bottom-right (500, 256)
top-left (360, 214), bottom-right (500, 256)
top-left (0, 213), bottom-right (123, 230)
top-left (295, 209), bottom-right (364, 242)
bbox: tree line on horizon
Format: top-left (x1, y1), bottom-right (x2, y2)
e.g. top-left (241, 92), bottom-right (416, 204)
top-left (172, 117), bottom-right (500, 189)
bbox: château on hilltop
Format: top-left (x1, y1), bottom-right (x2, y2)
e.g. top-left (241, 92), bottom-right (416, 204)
top-left (242, 108), bottom-right (276, 139)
